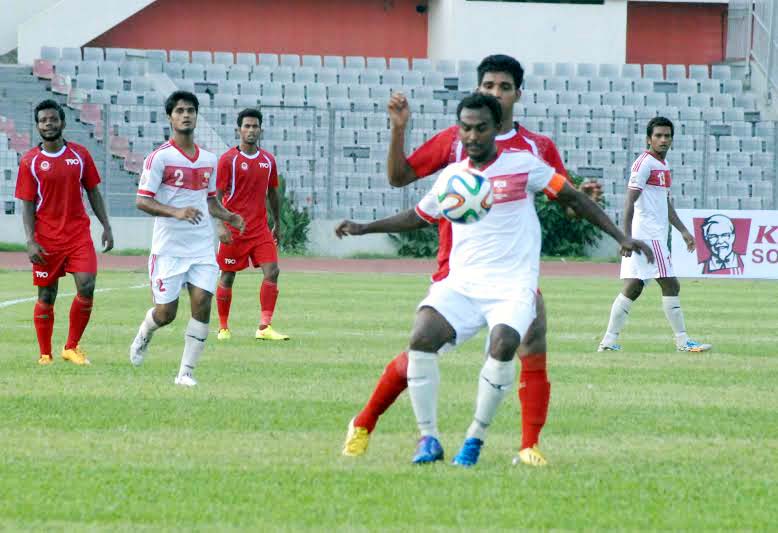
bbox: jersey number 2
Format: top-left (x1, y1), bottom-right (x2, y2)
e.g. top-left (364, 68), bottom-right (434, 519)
top-left (174, 169), bottom-right (184, 187)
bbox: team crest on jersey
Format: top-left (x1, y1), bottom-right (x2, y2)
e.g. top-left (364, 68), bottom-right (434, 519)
top-left (241, 162), bottom-right (249, 170)
top-left (40, 161), bottom-right (50, 171)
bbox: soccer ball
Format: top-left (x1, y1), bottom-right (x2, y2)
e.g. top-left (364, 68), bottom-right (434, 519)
top-left (436, 166), bottom-right (493, 224)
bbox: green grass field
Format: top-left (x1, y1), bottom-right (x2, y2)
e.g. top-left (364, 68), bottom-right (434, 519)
top-left (0, 269), bottom-right (776, 531)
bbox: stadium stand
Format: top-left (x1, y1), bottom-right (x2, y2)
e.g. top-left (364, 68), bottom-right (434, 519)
top-left (1, 46), bottom-right (773, 220)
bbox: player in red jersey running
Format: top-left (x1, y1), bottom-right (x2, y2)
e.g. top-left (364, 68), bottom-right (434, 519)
top-left (341, 54), bottom-right (601, 465)
top-left (15, 99), bottom-right (113, 365)
top-left (214, 108), bottom-right (289, 341)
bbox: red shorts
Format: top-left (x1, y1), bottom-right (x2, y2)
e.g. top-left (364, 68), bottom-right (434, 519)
top-left (32, 239), bottom-right (97, 287)
top-left (217, 234), bottom-right (278, 272)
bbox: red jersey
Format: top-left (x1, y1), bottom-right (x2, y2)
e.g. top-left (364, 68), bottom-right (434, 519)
top-left (216, 147), bottom-right (279, 240)
top-left (15, 142), bottom-right (100, 250)
top-left (407, 123), bottom-right (568, 281)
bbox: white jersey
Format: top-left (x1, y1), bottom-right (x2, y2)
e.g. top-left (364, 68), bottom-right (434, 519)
top-left (415, 148), bottom-right (565, 299)
top-left (137, 141), bottom-right (218, 257)
top-left (627, 151), bottom-right (671, 241)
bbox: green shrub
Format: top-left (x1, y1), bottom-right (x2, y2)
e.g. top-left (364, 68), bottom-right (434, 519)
top-left (276, 175), bottom-right (311, 254)
top-left (535, 172), bottom-right (605, 256)
top-left (388, 171), bottom-right (605, 258)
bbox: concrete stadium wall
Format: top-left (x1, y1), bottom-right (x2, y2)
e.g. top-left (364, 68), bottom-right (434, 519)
top-left (427, 0), bottom-right (629, 64)
top-left (0, 0), bottom-right (58, 56)
top-left (86, 0), bottom-right (428, 59)
top-left (0, 215), bottom-right (397, 257)
top-left (17, 0), bottom-right (156, 64)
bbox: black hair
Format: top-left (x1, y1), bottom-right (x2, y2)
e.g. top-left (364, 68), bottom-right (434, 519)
top-left (456, 92), bottom-right (502, 126)
top-left (165, 90), bottom-right (199, 116)
top-left (647, 116), bottom-right (674, 138)
top-left (34, 99), bottom-right (65, 123)
top-left (237, 108), bottom-right (263, 127)
top-left (476, 54), bottom-right (524, 88)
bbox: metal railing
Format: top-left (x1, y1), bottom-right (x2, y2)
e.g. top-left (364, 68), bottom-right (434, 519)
top-left (2, 100), bottom-right (777, 220)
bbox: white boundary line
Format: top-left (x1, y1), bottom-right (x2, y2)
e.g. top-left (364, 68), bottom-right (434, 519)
top-left (0, 284), bottom-right (147, 309)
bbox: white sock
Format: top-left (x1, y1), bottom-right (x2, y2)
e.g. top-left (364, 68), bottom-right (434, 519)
top-left (139, 308), bottom-right (161, 340)
top-left (601, 293), bottom-right (633, 345)
top-left (179, 318), bottom-right (209, 378)
top-left (466, 356), bottom-right (516, 441)
top-left (407, 349), bottom-right (440, 438)
top-left (662, 296), bottom-right (689, 346)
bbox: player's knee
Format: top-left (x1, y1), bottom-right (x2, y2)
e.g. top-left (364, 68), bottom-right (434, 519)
top-left (660, 277), bottom-right (680, 296)
top-left (154, 308), bottom-right (176, 326)
top-left (37, 288), bottom-right (57, 305)
top-left (219, 272), bottom-right (236, 288)
top-left (78, 278), bottom-right (96, 298)
top-left (623, 280), bottom-right (644, 300)
top-left (490, 326), bottom-right (521, 361)
top-left (264, 264), bottom-right (280, 283)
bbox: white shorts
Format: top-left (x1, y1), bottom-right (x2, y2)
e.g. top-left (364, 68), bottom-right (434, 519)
top-left (417, 281), bottom-right (537, 348)
top-left (148, 254), bottom-right (219, 304)
top-left (620, 239), bottom-right (675, 280)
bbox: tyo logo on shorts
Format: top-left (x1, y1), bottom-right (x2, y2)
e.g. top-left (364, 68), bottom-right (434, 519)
top-left (224, 258), bottom-right (237, 265)
top-left (35, 271), bottom-right (49, 278)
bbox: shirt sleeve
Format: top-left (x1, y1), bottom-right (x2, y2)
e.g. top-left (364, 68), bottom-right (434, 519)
top-left (526, 157), bottom-right (566, 199)
top-left (14, 158), bottom-right (37, 202)
top-left (406, 127), bottom-right (458, 179)
top-left (216, 153), bottom-right (231, 193)
top-left (414, 175), bottom-right (443, 223)
top-left (79, 149), bottom-right (101, 189)
top-left (137, 150), bottom-right (163, 197)
top-left (538, 138), bottom-right (568, 178)
top-left (268, 154), bottom-right (279, 188)
top-left (207, 158), bottom-right (217, 197)
top-left (628, 158), bottom-right (651, 191)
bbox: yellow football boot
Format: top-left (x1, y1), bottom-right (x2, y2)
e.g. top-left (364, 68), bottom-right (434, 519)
top-left (38, 354), bottom-right (53, 366)
top-left (61, 346), bottom-right (90, 366)
top-left (513, 445), bottom-right (548, 467)
top-left (255, 325), bottom-right (290, 341)
top-left (217, 328), bottom-right (232, 341)
top-left (342, 418), bottom-right (370, 457)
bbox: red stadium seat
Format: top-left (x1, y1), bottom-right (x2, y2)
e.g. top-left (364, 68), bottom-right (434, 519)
top-left (33, 59), bottom-right (54, 79)
top-left (123, 152), bottom-right (145, 174)
top-left (9, 132), bottom-right (31, 152)
top-left (0, 116), bottom-right (15, 135)
top-left (67, 88), bottom-right (88, 110)
top-left (51, 74), bottom-right (71, 95)
top-left (79, 103), bottom-right (101, 125)
top-left (109, 135), bottom-right (129, 158)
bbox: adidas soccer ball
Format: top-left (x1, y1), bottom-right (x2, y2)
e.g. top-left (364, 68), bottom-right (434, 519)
top-left (436, 166), bottom-right (493, 224)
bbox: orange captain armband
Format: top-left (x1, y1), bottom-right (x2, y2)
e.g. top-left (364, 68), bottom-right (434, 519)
top-left (543, 173), bottom-right (567, 199)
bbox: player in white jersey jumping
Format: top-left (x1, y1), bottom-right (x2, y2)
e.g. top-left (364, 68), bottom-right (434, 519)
top-left (336, 93), bottom-right (653, 465)
top-left (598, 117), bottom-right (712, 353)
top-left (129, 91), bottom-right (245, 386)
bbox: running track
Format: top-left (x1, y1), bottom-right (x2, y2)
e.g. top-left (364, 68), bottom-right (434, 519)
top-left (0, 252), bottom-right (618, 277)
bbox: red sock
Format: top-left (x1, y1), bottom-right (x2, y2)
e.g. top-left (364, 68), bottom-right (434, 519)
top-left (216, 285), bottom-right (232, 329)
top-left (33, 301), bottom-right (54, 356)
top-left (64, 295), bottom-right (93, 350)
top-left (353, 351), bottom-right (408, 433)
top-left (259, 280), bottom-right (278, 327)
top-left (519, 353), bottom-right (551, 450)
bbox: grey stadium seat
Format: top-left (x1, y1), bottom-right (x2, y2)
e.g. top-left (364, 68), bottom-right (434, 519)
top-left (192, 51), bottom-right (212, 64)
top-left (412, 58), bottom-right (433, 71)
top-left (345, 56), bottom-right (365, 69)
top-left (258, 54), bottom-right (279, 67)
top-left (169, 50), bottom-right (190, 63)
top-left (711, 65), bottom-right (731, 80)
top-left (236, 52), bottom-right (256, 66)
top-left (643, 64), bottom-right (664, 80)
top-left (214, 51), bottom-right (234, 65)
top-left (621, 64), bottom-right (642, 79)
top-left (666, 64), bottom-right (687, 80)
top-left (281, 54), bottom-right (300, 67)
top-left (389, 57), bottom-right (409, 71)
top-left (689, 65), bottom-right (709, 80)
top-left (302, 55), bottom-right (322, 68)
top-left (367, 57), bottom-right (387, 70)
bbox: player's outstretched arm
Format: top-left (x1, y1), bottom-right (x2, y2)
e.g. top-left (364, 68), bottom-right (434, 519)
top-left (85, 186), bottom-right (114, 252)
top-left (667, 197), bottom-right (695, 252)
top-left (136, 195), bottom-right (203, 225)
top-left (555, 182), bottom-right (655, 263)
top-left (207, 196), bottom-right (245, 234)
top-left (213, 190), bottom-right (232, 244)
top-left (335, 208), bottom-right (429, 238)
top-left (21, 200), bottom-right (46, 264)
top-left (387, 92), bottom-right (418, 187)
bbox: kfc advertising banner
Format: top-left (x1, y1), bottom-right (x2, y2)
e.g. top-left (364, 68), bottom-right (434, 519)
top-left (672, 209), bottom-right (778, 279)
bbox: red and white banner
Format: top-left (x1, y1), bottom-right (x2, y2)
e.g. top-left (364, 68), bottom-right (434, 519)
top-left (672, 209), bottom-right (778, 279)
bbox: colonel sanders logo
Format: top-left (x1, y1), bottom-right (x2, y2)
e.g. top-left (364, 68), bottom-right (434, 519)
top-left (693, 214), bottom-right (751, 275)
